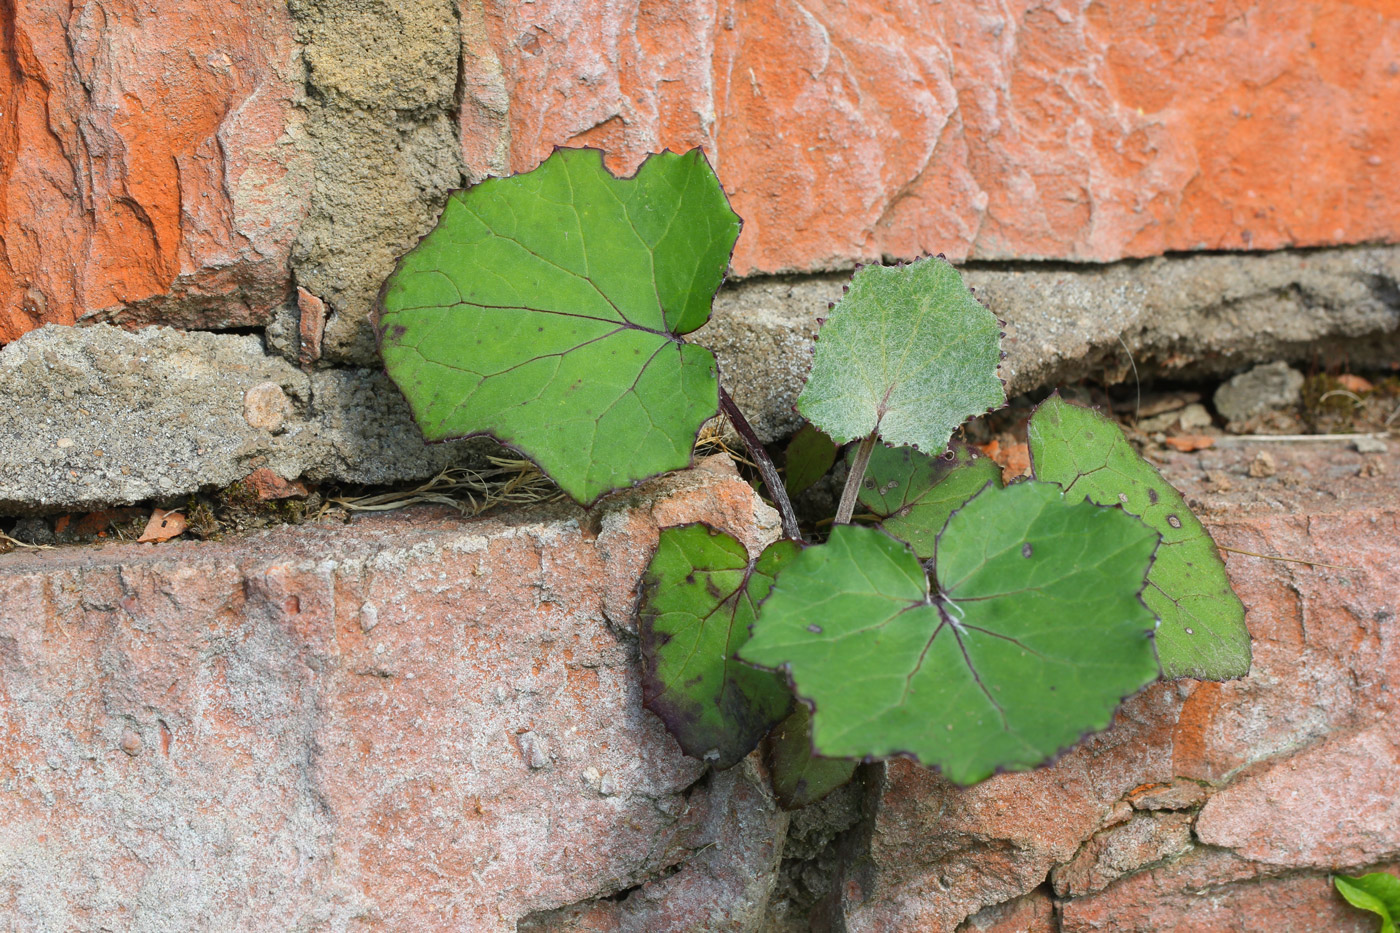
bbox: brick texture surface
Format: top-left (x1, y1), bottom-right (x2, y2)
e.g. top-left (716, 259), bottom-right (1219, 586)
top-left (5, 0), bottom-right (1398, 340)
top-left (467, 0), bottom-right (1400, 274)
top-left (1, 0), bottom-right (308, 343)
top-left (0, 462), bottom-right (779, 931)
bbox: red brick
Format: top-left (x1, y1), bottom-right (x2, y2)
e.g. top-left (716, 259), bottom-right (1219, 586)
top-left (468, 1), bottom-right (1400, 276)
top-left (0, 0), bottom-right (306, 343)
top-left (1052, 812), bottom-right (1194, 897)
top-left (1195, 724), bottom-right (1400, 868)
top-left (242, 468), bottom-right (308, 501)
top-left (1058, 850), bottom-right (1399, 933)
top-left (956, 890), bottom-right (1056, 933)
top-left (0, 464), bottom-right (776, 930)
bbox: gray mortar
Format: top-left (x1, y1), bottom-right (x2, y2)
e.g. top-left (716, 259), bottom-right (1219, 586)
top-left (286, 0), bottom-right (466, 367)
top-left (0, 325), bottom-right (487, 515)
top-left (702, 244), bottom-right (1400, 441)
top-left (4, 245), bottom-right (1398, 514)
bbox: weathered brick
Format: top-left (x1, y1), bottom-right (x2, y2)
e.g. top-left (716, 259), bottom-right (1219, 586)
top-left (1, 0), bottom-right (309, 343)
top-left (468, 1), bottom-right (1400, 275)
top-left (0, 463), bottom-right (779, 931)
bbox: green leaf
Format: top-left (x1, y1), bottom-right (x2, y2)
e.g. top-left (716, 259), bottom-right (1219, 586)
top-left (857, 440), bottom-right (1002, 559)
top-left (741, 482), bottom-right (1161, 785)
top-left (766, 704), bottom-right (858, 810)
top-left (785, 423), bottom-right (838, 498)
top-left (376, 147), bottom-right (740, 505)
top-left (638, 524), bottom-right (797, 769)
top-left (1335, 873), bottom-right (1400, 933)
top-left (1028, 395), bottom-right (1251, 680)
top-left (796, 256), bottom-right (1004, 452)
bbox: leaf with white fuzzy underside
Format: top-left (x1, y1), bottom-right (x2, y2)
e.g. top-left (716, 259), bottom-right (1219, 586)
top-left (797, 257), bottom-right (1004, 453)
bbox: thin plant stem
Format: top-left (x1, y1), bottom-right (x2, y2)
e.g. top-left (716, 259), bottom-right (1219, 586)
top-left (717, 386), bottom-right (803, 542)
top-left (1216, 545), bottom-right (1356, 572)
top-left (836, 431), bottom-right (877, 525)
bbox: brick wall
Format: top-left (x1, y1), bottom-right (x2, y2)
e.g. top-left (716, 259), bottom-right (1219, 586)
top-left (4, 0), bottom-right (1398, 342)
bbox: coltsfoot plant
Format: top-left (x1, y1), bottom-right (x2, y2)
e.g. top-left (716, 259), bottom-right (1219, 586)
top-left (375, 147), bottom-right (1251, 805)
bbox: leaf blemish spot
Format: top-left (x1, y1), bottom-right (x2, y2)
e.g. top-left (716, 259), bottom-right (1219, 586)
top-left (807, 624), bottom-right (823, 633)
top-left (1168, 515), bottom-right (1182, 528)
top-left (1022, 543), bottom-right (1033, 558)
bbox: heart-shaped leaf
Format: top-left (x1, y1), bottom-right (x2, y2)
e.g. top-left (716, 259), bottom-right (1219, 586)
top-left (857, 440), bottom-right (1001, 559)
top-left (1028, 395), bottom-right (1250, 680)
top-left (376, 147), bottom-right (740, 505)
top-left (1335, 872), bottom-right (1400, 933)
top-left (797, 257), bottom-right (1004, 452)
top-left (766, 704), bottom-right (858, 810)
top-left (785, 423), bottom-right (838, 498)
top-left (740, 482), bottom-right (1161, 785)
top-left (639, 524), bottom-right (797, 769)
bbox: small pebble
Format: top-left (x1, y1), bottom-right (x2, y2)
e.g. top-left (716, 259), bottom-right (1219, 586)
top-left (358, 602), bottom-right (379, 633)
top-left (1247, 450), bottom-right (1277, 478)
top-left (243, 382), bottom-right (291, 433)
top-left (518, 731), bottom-right (550, 770)
top-left (1354, 435), bottom-right (1388, 454)
top-left (1177, 403), bottom-right (1213, 431)
top-left (119, 729), bottom-right (142, 756)
top-left (1205, 470), bottom-right (1233, 492)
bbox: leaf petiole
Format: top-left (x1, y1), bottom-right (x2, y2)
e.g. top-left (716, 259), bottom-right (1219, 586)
top-left (835, 431), bottom-right (878, 525)
top-left (718, 386), bottom-right (803, 542)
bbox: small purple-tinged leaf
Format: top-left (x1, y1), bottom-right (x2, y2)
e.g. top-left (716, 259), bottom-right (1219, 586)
top-left (639, 524), bottom-right (797, 770)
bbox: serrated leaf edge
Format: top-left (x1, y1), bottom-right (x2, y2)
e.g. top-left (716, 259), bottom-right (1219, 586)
top-left (800, 254), bottom-right (1011, 449)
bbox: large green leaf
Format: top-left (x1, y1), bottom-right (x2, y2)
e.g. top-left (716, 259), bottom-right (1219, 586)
top-left (638, 524), bottom-right (797, 769)
top-left (797, 257), bottom-right (1004, 452)
top-left (766, 704), bottom-right (858, 810)
top-left (1335, 873), bottom-right (1400, 933)
top-left (376, 147), bottom-right (740, 505)
top-left (857, 440), bottom-right (1001, 559)
top-left (1028, 395), bottom-right (1250, 680)
top-left (740, 482), bottom-right (1160, 785)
